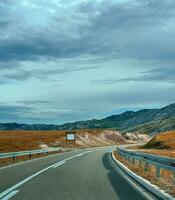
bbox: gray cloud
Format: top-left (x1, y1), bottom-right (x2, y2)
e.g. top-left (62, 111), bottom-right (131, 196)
top-left (0, 20), bottom-right (10, 28)
top-left (140, 67), bottom-right (175, 82)
top-left (0, 102), bottom-right (90, 124)
top-left (0, 0), bottom-right (174, 124)
top-left (0, 0), bottom-right (175, 62)
top-left (93, 67), bottom-right (175, 84)
top-left (17, 100), bottom-right (52, 105)
top-left (0, 104), bottom-right (32, 122)
top-left (0, 62), bottom-right (103, 83)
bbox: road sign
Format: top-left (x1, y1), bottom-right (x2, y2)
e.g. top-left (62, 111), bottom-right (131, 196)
top-left (66, 132), bottom-right (76, 141)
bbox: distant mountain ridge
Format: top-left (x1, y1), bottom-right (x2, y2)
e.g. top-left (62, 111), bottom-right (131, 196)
top-left (0, 103), bottom-right (175, 134)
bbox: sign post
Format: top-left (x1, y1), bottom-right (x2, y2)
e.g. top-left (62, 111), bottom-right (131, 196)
top-left (66, 131), bottom-right (76, 147)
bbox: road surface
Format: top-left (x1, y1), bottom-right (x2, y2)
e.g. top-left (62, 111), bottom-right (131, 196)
top-left (0, 146), bottom-right (157, 200)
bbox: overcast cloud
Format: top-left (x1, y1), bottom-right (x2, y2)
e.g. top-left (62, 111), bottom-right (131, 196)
top-left (0, 0), bottom-right (175, 124)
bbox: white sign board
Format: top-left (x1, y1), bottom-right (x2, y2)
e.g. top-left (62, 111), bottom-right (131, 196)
top-left (66, 132), bottom-right (75, 141)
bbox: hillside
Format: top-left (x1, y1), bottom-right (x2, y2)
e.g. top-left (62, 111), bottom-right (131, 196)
top-left (136, 131), bottom-right (175, 158)
top-left (0, 129), bottom-right (150, 153)
top-left (144, 131), bottom-right (175, 150)
top-left (0, 103), bottom-right (174, 134)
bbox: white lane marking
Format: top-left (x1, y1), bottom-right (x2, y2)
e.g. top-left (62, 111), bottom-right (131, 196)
top-left (85, 150), bottom-right (92, 153)
top-left (63, 151), bottom-right (88, 161)
top-left (64, 155), bottom-right (79, 161)
top-left (1, 190), bottom-right (19, 200)
top-left (75, 153), bottom-right (85, 157)
top-left (52, 161), bottom-right (65, 168)
top-left (0, 151), bottom-right (91, 199)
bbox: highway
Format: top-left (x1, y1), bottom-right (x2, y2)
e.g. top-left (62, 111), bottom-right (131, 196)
top-left (0, 146), bottom-right (157, 200)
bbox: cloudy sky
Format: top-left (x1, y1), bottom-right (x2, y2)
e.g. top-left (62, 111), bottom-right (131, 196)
top-left (0, 0), bottom-right (175, 124)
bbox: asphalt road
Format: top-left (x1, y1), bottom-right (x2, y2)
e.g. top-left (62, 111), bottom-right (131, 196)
top-left (0, 146), bottom-right (157, 200)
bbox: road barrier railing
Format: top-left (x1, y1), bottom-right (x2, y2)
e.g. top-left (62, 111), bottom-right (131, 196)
top-left (117, 147), bottom-right (175, 179)
top-left (0, 147), bottom-right (61, 161)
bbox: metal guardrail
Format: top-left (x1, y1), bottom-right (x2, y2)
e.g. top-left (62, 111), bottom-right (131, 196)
top-left (0, 147), bottom-right (61, 161)
top-left (117, 147), bottom-right (175, 178)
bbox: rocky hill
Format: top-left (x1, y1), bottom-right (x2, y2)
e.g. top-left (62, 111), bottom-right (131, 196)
top-left (0, 103), bottom-right (174, 134)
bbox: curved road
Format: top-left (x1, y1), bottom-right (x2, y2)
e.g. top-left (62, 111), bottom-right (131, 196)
top-left (0, 146), bottom-right (157, 200)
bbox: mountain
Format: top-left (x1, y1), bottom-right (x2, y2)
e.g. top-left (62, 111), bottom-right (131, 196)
top-left (0, 103), bottom-right (174, 134)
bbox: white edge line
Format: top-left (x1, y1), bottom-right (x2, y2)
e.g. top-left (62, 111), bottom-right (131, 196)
top-left (85, 150), bottom-right (92, 153)
top-left (111, 152), bottom-right (154, 200)
top-left (112, 152), bottom-right (175, 200)
top-left (52, 161), bottom-right (66, 168)
top-left (1, 190), bottom-right (19, 200)
top-left (75, 153), bottom-right (85, 157)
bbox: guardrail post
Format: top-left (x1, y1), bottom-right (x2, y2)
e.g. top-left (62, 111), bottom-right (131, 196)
top-left (144, 162), bottom-right (150, 173)
top-left (132, 158), bottom-right (135, 165)
top-left (139, 160), bottom-right (142, 168)
top-left (13, 155), bottom-right (16, 162)
top-left (156, 165), bottom-right (161, 178)
top-left (126, 156), bottom-right (129, 162)
top-left (128, 156), bottom-right (131, 163)
top-left (0, 148), bottom-right (60, 162)
top-left (173, 171), bottom-right (175, 184)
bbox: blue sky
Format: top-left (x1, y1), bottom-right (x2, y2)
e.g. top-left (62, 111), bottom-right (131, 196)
top-left (0, 0), bottom-right (175, 124)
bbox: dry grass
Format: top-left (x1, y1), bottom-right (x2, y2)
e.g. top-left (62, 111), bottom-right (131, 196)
top-left (0, 130), bottom-right (70, 167)
top-left (0, 129), bottom-right (128, 153)
top-left (0, 129), bottom-right (129, 167)
top-left (0, 130), bottom-right (67, 152)
top-left (144, 130), bottom-right (175, 150)
top-left (0, 129), bottom-right (84, 166)
top-left (114, 152), bottom-right (175, 197)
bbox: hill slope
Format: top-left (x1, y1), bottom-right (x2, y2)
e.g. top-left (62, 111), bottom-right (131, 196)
top-left (0, 103), bottom-right (174, 134)
top-left (0, 129), bottom-right (150, 153)
top-left (144, 131), bottom-right (175, 150)
top-left (136, 131), bottom-right (175, 158)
